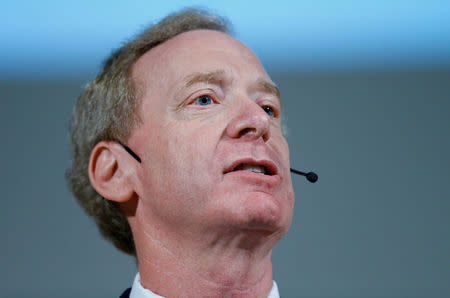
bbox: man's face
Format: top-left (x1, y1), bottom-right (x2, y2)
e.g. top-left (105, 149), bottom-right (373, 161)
top-left (128, 30), bottom-right (294, 239)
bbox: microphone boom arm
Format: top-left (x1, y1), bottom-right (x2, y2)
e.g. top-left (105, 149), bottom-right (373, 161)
top-left (120, 142), bottom-right (318, 183)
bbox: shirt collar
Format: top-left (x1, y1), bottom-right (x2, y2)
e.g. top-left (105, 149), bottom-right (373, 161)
top-left (130, 273), bottom-right (280, 298)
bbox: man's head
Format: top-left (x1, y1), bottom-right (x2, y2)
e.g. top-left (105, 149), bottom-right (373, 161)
top-left (67, 8), bottom-right (294, 257)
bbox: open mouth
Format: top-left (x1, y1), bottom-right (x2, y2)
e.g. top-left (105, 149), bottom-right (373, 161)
top-left (224, 161), bottom-right (277, 176)
top-left (233, 163), bottom-right (272, 175)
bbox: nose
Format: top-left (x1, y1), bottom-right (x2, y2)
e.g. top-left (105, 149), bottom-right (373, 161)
top-left (225, 100), bottom-right (271, 142)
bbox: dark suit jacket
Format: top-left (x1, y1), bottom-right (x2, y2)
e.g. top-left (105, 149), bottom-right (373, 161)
top-left (120, 287), bottom-right (131, 298)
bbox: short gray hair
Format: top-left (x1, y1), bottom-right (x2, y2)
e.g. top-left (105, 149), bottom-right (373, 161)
top-left (66, 8), bottom-right (231, 256)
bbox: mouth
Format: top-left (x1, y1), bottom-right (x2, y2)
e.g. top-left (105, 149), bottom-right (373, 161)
top-left (224, 159), bottom-right (278, 176)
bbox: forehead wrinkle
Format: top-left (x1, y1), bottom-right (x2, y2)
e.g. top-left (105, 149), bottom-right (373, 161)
top-left (185, 70), bottom-right (226, 87)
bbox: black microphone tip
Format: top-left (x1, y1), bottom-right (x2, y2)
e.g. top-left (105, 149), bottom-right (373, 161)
top-left (306, 172), bottom-right (318, 183)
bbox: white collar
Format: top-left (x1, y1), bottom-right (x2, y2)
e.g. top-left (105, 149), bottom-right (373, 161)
top-left (130, 272), bottom-right (280, 298)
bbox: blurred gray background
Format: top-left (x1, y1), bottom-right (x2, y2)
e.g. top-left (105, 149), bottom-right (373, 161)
top-left (2, 1), bottom-right (450, 297)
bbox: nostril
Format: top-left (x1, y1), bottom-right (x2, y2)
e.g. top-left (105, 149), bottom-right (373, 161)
top-left (262, 130), bottom-right (270, 142)
top-left (238, 127), bottom-right (253, 137)
top-left (237, 127), bottom-right (270, 142)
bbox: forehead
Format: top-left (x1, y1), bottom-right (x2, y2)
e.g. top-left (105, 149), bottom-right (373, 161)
top-left (131, 30), bottom-right (270, 89)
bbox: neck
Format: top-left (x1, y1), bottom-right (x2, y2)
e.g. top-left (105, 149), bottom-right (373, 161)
top-left (130, 215), bottom-right (278, 297)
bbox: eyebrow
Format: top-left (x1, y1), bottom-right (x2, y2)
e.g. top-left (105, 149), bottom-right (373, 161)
top-left (258, 80), bottom-right (281, 103)
top-left (185, 70), bottom-right (226, 87)
top-left (184, 70), bottom-right (281, 103)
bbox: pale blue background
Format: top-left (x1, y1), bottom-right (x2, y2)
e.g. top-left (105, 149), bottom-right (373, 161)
top-left (2, 0), bottom-right (450, 77)
top-left (2, 1), bottom-right (450, 297)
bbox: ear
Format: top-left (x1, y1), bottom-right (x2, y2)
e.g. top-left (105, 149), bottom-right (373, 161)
top-left (88, 141), bottom-right (135, 203)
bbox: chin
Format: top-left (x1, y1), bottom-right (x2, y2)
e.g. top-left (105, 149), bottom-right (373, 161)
top-left (230, 190), bottom-right (292, 235)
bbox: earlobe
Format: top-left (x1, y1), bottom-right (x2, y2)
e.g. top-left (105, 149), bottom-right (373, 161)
top-left (89, 141), bottom-right (135, 203)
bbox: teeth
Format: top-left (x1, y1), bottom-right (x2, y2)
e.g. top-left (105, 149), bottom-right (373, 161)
top-left (234, 163), bottom-right (267, 174)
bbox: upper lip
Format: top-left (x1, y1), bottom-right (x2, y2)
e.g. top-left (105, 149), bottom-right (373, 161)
top-left (223, 158), bottom-right (279, 176)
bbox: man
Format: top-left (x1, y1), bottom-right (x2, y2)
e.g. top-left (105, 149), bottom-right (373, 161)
top-left (67, 8), bottom-right (295, 297)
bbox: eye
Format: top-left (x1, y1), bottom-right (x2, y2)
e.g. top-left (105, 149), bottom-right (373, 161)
top-left (262, 105), bottom-right (275, 117)
top-left (194, 95), bottom-right (213, 106)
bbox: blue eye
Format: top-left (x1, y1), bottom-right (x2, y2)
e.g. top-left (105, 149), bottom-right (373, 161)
top-left (262, 105), bottom-right (275, 117)
top-left (195, 95), bottom-right (213, 106)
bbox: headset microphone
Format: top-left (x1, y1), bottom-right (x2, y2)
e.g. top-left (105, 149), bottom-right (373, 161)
top-left (290, 168), bottom-right (318, 183)
top-left (121, 143), bottom-right (318, 183)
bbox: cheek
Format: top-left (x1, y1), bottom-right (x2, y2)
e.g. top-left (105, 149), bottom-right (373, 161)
top-left (140, 123), bottom-right (221, 199)
top-left (165, 125), bottom-right (217, 172)
top-left (271, 134), bottom-right (291, 166)
top-left (270, 134), bottom-right (295, 211)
